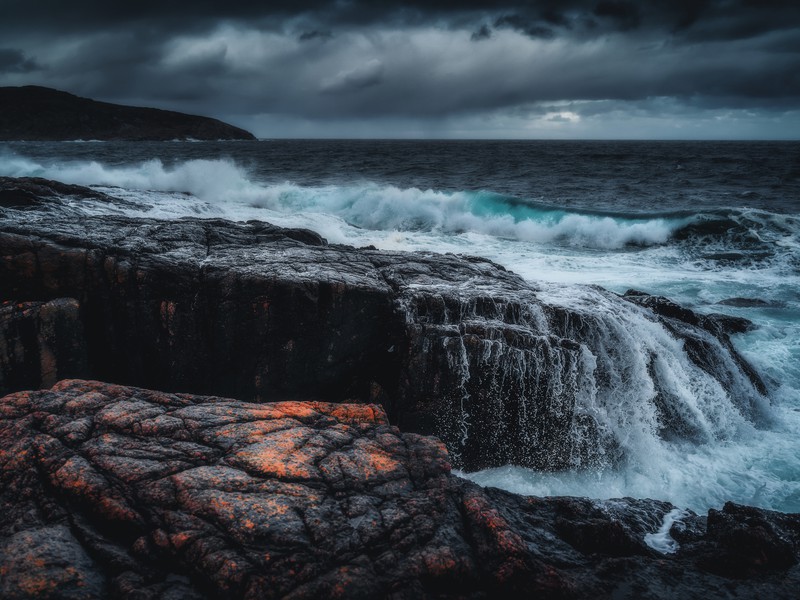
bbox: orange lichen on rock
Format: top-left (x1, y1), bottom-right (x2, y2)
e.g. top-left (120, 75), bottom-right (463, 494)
top-left (209, 417), bottom-right (302, 447)
top-left (199, 491), bottom-right (306, 544)
top-left (63, 390), bottom-right (111, 413)
top-left (316, 402), bottom-right (389, 425)
top-left (95, 399), bottom-right (167, 431)
top-left (52, 378), bottom-right (122, 396)
top-left (422, 546), bottom-right (461, 576)
top-left (245, 401), bottom-right (319, 422)
top-left (0, 442), bottom-right (30, 472)
top-left (15, 570), bottom-right (67, 596)
top-left (230, 427), bottom-right (324, 480)
top-left (319, 437), bottom-right (406, 486)
top-left (0, 526), bottom-right (103, 598)
top-left (50, 455), bottom-right (139, 524)
top-left (168, 531), bottom-right (193, 550)
top-left (0, 389), bottom-right (35, 417)
top-left (2, 379), bottom-right (793, 599)
top-left (351, 439), bottom-right (403, 479)
top-left (462, 491), bottom-right (527, 556)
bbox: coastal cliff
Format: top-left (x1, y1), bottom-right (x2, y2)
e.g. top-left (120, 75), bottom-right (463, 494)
top-left (0, 176), bottom-right (796, 598)
top-left (0, 177), bottom-right (769, 472)
top-left (0, 86), bottom-right (256, 141)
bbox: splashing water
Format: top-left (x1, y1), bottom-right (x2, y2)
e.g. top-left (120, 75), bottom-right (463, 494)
top-left (2, 142), bottom-right (799, 512)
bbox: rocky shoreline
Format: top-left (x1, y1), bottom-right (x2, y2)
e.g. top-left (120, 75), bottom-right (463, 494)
top-left (0, 177), bottom-right (769, 471)
top-left (2, 379), bottom-right (799, 599)
top-left (1, 176), bottom-right (798, 597)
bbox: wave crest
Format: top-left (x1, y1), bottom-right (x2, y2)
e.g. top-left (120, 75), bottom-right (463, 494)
top-left (2, 153), bottom-right (797, 253)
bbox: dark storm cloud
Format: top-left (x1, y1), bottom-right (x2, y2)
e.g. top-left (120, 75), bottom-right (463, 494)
top-left (298, 30), bottom-right (333, 42)
top-left (470, 25), bottom-right (492, 42)
top-left (1, 1), bottom-right (797, 36)
top-left (1, 1), bottom-right (798, 136)
top-left (494, 15), bottom-right (556, 40)
top-left (592, 2), bottom-right (641, 31)
top-left (0, 49), bottom-right (41, 73)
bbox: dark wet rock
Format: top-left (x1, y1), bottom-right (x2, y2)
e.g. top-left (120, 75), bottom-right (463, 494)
top-left (0, 177), bottom-right (120, 209)
top-left (1, 380), bottom-right (799, 599)
top-left (0, 86), bottom-right (256, 141)
top-left (0, 176), bottom-right (118, 201)
top-left (0, 178), bottom-right (770, 471)
top-left (624, 289), bottom-right (700, 325)
top-left (622, 289), bottom-right (757, 335)
top-left (693, 503), bottom-right (800, 579)
top-left (623, 289), bottom-right (767, 398)
top-left (0, 298), bottom-right (89, 392)
top-left (717, 297), bottom-right (775, 308)
top-left (703, 313), bottom-right (757, 335)
top-left (0, 188), bottom-right (40, 209)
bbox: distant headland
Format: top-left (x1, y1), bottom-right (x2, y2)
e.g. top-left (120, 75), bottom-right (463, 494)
top-left (0, 86), bottom-right (256, 141)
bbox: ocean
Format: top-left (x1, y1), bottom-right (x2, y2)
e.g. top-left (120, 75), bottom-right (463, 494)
top-left (2, 139), bottom-right (799, 513)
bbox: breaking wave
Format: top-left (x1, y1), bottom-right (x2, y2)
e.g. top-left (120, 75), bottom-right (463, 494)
top-left (7, 154), bottom-right (797, 253)
top-left (2, 145), bottom-right (800, 513)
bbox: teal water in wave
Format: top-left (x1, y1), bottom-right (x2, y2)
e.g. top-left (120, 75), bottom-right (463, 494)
top-left (2, 139), bottom-right (799, 512)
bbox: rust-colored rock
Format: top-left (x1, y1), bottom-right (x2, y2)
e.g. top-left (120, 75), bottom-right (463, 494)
top-left (1, 380), bottom-right (799, 599)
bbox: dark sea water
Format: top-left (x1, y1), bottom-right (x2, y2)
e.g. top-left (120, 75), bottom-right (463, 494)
top-left (7, 139), bottom-right (799, 213)
top-left (2, 139), bottom-right (799, 512)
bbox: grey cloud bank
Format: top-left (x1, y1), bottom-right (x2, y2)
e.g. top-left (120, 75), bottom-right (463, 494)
top-left (0, 0), bottom-right (798, 138)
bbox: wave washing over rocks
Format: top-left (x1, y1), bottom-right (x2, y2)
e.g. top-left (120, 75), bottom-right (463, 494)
top-left (1, 177), bottom-right (799, 598)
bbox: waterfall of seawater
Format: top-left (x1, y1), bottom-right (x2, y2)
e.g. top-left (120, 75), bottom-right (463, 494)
top-left (401, 282), bottom-right (770, 474)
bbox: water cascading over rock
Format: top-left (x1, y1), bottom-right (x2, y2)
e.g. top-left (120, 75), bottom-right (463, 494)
top-left (0, 177), bottom-right (771, 473)
top-left (394, 280), bottom-right (770, 472)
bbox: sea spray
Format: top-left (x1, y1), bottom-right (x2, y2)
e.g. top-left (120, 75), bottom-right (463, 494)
top-left (2, 141), bottom-right (798, 512)
top-left (396, 279), bottom-right (768, 475)
top-left (0, 153), bottom-right (694, 248)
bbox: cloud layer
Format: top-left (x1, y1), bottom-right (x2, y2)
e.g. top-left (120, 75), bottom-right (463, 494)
top-left (1, 1), bottom-right (798, 138)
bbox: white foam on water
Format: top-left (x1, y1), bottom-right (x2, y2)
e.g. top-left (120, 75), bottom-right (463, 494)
top-left (644, 508), bottom-right (690, 554)
top-left (3, 152), bottom-right (800, 513)
top-left (0, 155), bottom-right (689, 249)
top-left (463, 401), bottom-right (800, 513)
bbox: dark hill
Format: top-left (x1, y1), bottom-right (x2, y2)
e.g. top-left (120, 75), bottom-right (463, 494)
top-left (0, 86), bottom-right (256, 141)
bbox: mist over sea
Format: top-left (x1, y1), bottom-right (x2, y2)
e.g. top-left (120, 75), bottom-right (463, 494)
top-left (3, 139), bottom-right (799, 513)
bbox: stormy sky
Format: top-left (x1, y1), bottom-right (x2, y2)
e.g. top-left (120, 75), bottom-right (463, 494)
top-left (1, 1), bottom-right (798, 139)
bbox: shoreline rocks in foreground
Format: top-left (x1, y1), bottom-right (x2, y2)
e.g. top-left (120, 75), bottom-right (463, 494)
top-left (1, 379), bottom-right (798, 599)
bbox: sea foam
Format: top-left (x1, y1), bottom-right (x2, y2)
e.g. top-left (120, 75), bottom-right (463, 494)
top-left (1, 154), bottom-right (688, 249)
top-left (3, 149), bottom-right (799, 513)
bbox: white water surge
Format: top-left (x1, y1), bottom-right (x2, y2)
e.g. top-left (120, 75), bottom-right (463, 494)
top-left (3, 152), bottom-right (799, 513)
top-left (644, 508), bottom-right (691, 554)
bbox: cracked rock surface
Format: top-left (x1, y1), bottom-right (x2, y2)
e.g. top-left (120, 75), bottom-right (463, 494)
top-left (2, 380), bottom-right (800, 599)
